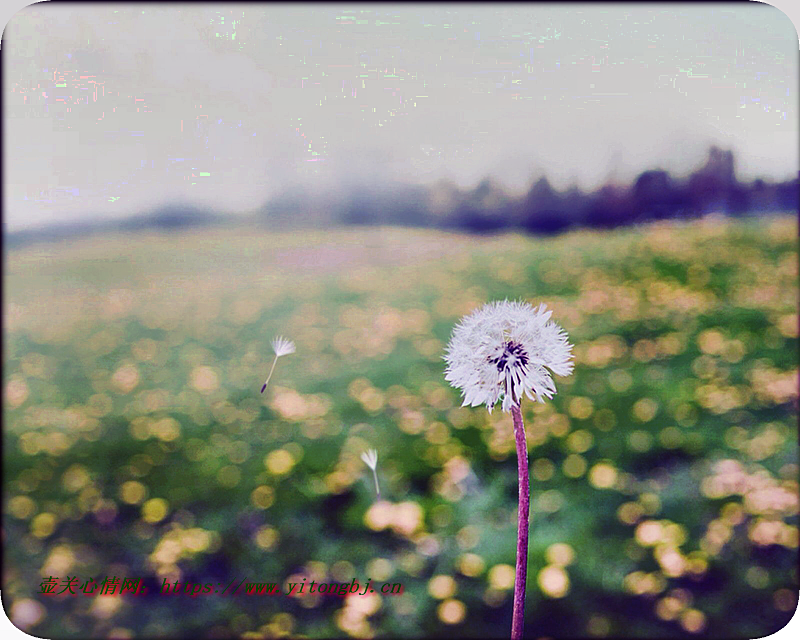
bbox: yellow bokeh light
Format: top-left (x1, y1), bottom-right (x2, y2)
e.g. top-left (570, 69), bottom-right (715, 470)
top-left (568, 397), bottom-right (594, 420)
top-left (254, 526), bottom-right (279, 550)
top-left (43, 432), bottom-right (71, 457)
top-left (61, 464), bottom-right (90, 492)
top-left (10, 598), bottom-right (45, 630)
top-left (428, 575), bottom-right (457, 599)
top-left (366, 558), bottom-right (394, 582)
top-left (391, 501), bottom-right (424, 537)
top-left (639, 493), bottom-right (661, 515)
top-left (546, 543), bottom-right (575, 567)
top-left (532, 458), bottom-right (555, 481)
top-left (589, 462), bottom-right (618, 489)
top-left (538, 565), bottom-right (569, 598)
top-left (265, 449), bottom-right (295, 475)
top-left (567, 429), bottom-right (594, 453)
top-left (697, 329), bottom-right (725, 355)
top-left (635, 520), bottom-right (663, 546)
top-left (488, 564), bottom-right (515, 590)
top-left (191, 365), bottom-right (220, 394)
top-left (41, 545), bottom-right (75, 577)
top-left (141, 498), bottom-right (168, 523)
top-left (655, 596), bottom-right (684, 621)
top-left (182, 528), bottom-right (212, 552)
top-left (365, 500), bottom-right (394, 531)
top-left (538, 489), bottom-right (565, 513)
top-left (437, 598), bottom-right (466, 625)
top-left (623, 571), bottom-right (665, 595)
top-left (88, 386), bottom-right (113, 412)
top-left (609, 369), bottom-right (633, 393)
top-left (457, 553), bottom-right (486, 578)
top-left (680, 609), bottom-right (707, 634)
top-left (9, 495), bottom-right (36, 520)
top-left (119, 481), bottom-right (147, 505)
top-left (152, 418), bottom-right (181, 442)
top-left (659, 426), bottom-right (683, 448)
top-left (112, 363), bottom-right (140, 394)
top-left (632, 398), bottom-right (659, 422)
top-left (31, 512), bottom-right (57, 538)
top-left (456, 525), bottom-right (480, 550)
top-left (563, 454), bottom-right (587, 478)
top-left (628, 430), bottom-right (653, 452)
top-left (250, 485), bottom-right (275, 509)
top-left (745, 566), bottom-right (769, 589)
top-left (655, 545), bottom-right (687, 577)
top-left (617, 502), bottom-right (644, 525)
top-left (6, 378), bottom-right (30, 408)
top-left (593, 408), bottom-right (617, 431)
top-left (330, 561), bottom-right (354, 583)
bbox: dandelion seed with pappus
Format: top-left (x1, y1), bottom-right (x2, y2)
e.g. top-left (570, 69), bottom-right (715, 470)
top-left (444, 300), bottom-right (573, 640)
top-left (260, 336), bottom-right (296, 393)
top-left (360, 448), bottom-right (380, 497)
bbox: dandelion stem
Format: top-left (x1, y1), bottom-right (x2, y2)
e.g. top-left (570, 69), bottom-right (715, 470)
top-left (510, 404), bottom-right (530, 640)
top-left (371, 469), bottom-right (380, 498)
top-left (261, 355), bottom-right (279, 393)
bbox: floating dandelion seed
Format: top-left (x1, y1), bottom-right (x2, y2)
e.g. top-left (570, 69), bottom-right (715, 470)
top-left (260, 336), bottom-right (296, 393)
top-left (360, 448), bottom-right (380, 497)
top-left (444, 300), bottom-right (573, 640)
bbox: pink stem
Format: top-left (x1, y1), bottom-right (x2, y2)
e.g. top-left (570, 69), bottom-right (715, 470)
top-left (510, 404), bottom-right (530, 640)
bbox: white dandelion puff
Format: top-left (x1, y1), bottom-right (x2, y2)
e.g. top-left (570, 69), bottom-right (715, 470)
top-left (444, 300), bottom-right (573, 413)
top-left (260, 336), bottom-right (296, 393)
top-left (360, 448), bottom-right (380, 497)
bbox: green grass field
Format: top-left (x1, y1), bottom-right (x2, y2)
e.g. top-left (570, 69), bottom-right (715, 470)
top-left (3, 216), bottom-right (798, 638)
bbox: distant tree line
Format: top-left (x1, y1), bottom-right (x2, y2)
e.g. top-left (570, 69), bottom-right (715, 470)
top-left (260, 146), bottom-right (799, 234)
top-left (6, 146), bottom-right (797, 249)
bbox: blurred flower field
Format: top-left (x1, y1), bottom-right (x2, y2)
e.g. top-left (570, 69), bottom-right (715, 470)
top-left (3, 216), bottom-right (798, 638)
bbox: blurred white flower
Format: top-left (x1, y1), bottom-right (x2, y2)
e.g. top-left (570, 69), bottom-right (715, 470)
top-left (444, 300), bottom-right (573, 413)
top-left (361, 448), bottom-right (380, 497)
top-left (261, 336), bottom-right (296, 393)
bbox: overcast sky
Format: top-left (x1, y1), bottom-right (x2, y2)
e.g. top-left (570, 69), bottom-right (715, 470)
top-left (3, 2), bottom-right (798, 231)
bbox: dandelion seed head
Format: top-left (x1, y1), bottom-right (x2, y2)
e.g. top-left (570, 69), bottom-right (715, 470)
top-left (361, 448), bottom-right (379, 470)
top-left (271, 336), bottom-right (296, 358)
top-left (444, 300), bottom-right (574, 413)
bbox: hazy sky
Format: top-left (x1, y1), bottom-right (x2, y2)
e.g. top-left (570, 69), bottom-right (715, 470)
top-left (3, 2), bottom-right (798, 230)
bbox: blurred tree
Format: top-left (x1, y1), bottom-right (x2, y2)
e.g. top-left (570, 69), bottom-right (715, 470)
top-left (584, 184), bottom-right (635, 229)
top-left (633, 169), bottom-right (687, 220)
top-left (776, 175), bottom-right (800, 213)
top-left (120, 203), bottom-right (217, 230)
top-left (453, 178), bottom-right (512, 233)
top-left (687, 146), bottom-right (738, 214)
top-left (520, 177), bottom-right (572, 235)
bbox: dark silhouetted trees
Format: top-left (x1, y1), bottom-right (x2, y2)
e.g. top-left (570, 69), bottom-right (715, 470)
top-left (518, 177), bottom-right (575, 235)
top-left (452, 178), bottom-right (513, 233)
top-left (253, 146), bottom-right (798, 235)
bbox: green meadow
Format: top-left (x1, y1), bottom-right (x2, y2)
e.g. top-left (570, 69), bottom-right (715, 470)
top-left (3, 216), bottom-right (798, 638)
